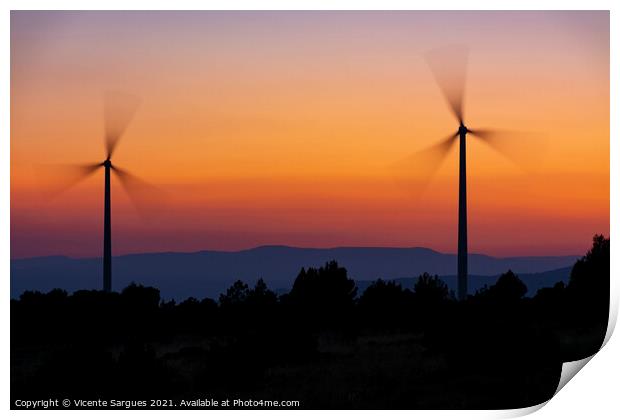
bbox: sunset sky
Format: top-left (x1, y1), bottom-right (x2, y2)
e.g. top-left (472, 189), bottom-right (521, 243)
top-left (10, 11), bottom-right (609, 258)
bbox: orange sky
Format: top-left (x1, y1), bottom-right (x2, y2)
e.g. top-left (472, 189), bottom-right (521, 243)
top-left (11, 11), bottom-right (609, 258)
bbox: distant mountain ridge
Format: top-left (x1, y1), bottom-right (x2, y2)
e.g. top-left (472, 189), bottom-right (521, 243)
top-left (10, 246), bottom-right (579, 301)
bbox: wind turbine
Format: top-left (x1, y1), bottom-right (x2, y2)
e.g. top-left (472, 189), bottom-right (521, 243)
top-left (50, 92), bottom-right (147, 293)
top-left (418, 46), bottom-right (525, 300)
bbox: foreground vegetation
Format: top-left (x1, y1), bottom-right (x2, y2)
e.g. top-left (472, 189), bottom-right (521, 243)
top-left (11, 235), bottom-right (609, 409)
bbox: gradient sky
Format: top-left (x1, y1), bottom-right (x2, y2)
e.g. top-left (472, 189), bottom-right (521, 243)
top-left (11, 11), bottom-right (609, 258)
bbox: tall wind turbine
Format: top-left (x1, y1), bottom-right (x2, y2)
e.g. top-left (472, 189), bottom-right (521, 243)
top-left (419, 46), bottom-right (523, 300)
top-left (50, 92), bottom-right (146, 292)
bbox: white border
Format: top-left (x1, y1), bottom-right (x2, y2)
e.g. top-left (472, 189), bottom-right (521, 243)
top-left (2, 2), bottom-right (617, 419)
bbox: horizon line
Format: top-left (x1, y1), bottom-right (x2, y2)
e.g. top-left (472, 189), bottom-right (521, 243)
top-left (11, 244), bottom-right (582, 261)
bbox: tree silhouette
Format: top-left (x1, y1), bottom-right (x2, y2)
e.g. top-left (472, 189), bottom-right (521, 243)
top-left (219, 279), bottom-right (277, 308)
top-left (534, 281), bottom-right (565, 304)
top-left (568, 234), bottom-right (609, 324)
top-left (219, 280), bottom-right (250, 307)
top-left (247, 278), bottom-right (278, 307)
top-left (359, 279), bottom-right (413, 327)
top-left (474, 270), bottom-right (527, 303)
top-left (413, 272), bottom-right (449, 304)
top-left (494, 270), bottom-right (527, 301)
top-left (289, 260), bottom-right (357, 309)
top-left (284, 261), bottom-right (357, 330)
top-left (121, 282), bottom-right (161, 309)
top-left (359, 279), bottom-right (406, 307)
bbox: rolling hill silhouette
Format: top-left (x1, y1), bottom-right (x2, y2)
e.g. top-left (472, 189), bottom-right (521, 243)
top-left (10, 246), bottom-right (578, 300)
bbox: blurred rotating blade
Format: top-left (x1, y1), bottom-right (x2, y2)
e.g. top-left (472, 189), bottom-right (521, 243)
top-left (36, 162), bottom-right (103, 199)
top-left (111, 165), bottom-right (162, 218)
top-left (104, 91), bottom-right (140, 159)
top-left (468, 128), bottom-right (546, 168)
top-left (425, 45), bottom-right (469, 124)
top-left (390, 132), bottom-right (459, 195)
